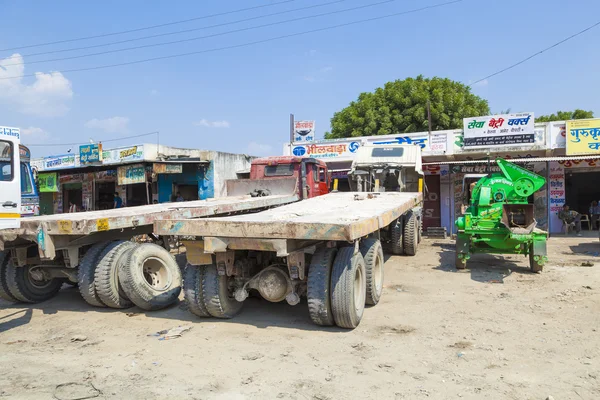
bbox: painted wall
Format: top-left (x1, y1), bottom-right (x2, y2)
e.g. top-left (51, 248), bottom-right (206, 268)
top-left (209, 151), bottom-right (253, 197)
top-left (157, 163), bottom-right (213, 202)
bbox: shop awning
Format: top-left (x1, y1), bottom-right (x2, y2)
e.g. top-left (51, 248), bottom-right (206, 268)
top-left (423, 154), bottom-right (600, 166)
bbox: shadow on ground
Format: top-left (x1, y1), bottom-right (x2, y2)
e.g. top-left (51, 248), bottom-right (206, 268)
top-left (431, 241), bottom-right (533, 283)
top-left (0, 285), bottom-right (351, 333)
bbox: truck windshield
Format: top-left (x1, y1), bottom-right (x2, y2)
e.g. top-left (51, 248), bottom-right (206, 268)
top-left (265, 164), bottom-right (295, 176)
top-left (0, 141), bottom-right (13, 181)
top-left (371, 147), bottom-right (404, 157)
top-left (20, 162), bottom-right (33, 194)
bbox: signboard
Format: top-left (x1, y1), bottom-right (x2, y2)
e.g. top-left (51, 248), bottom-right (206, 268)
top-left (293, 120), bottom-right (315, 143)
top-left (103, 145), bottom-right (144, 165)
top-left (566, 118), bottom-right (600, 155)
top-left (1, 126), bottom-right (20, 140)
top-left (153, 163), bottom-right (183, 174)
top-left (80, 143), bottom-right (103, 164)
top-left (118, 164), bottom-right (146, 185)
top-left (59, 173), bottom-right (83, 184)
top-left (549, 122), bottom-right (566, 149)
top-left (43, 154), bottom-right (77, 170)
top-left (548, 162), bottom-right (565, 233)
top-left (428, 133), bottom-right (447, 152)
top-left (463, 113), bottom-right (535, 148)
top-left (292, 142), bottom-right (360, 159)
top-left (95, 170), bottom-right (117, 181)
top-left (38, 173), bottom-right (58, 193)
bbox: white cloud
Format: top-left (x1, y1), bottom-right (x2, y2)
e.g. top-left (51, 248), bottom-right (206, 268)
top-left (194, 119), bottom-right (230, 128)
top-left (247, 142), bottom-right (273, 156)
top-left (0, 53), bottom-right (73, 117)
top-left (21, 126), bottom-right (49, 141)
top-left (85, 116), bottom-right (130, 134)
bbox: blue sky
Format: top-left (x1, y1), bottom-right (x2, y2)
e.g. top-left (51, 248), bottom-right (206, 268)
top-left (0, 0), bottom-right (599, 158)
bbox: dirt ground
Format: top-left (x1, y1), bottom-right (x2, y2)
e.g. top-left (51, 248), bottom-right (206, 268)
top-left (1, 237), bottom-right (599, 400)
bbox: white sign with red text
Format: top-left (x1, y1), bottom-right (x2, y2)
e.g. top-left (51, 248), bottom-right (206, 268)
top-left (293, 120), bottom-right (316, 143)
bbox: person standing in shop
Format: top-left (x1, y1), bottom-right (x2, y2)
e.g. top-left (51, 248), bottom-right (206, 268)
top-left (113, 192), bottom-right (123, 209)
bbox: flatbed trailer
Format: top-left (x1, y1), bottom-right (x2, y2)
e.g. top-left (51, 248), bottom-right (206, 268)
top-left (154, 191), bottom-right (423, 329)
top-left (0, 177), bottom-right (299, 306)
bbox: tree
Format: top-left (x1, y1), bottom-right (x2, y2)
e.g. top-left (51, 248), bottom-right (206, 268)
top-left (536, 109), bottom-right (594, 122)
top-left (325, 75), bottom-right (490, 138)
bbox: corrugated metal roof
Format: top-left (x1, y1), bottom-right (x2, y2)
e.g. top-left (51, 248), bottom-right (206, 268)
top-left (423, 155), bottom-right (600, 166)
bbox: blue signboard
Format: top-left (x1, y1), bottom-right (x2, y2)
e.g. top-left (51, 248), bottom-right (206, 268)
top-left (80, 144), bottom-right (102, 164)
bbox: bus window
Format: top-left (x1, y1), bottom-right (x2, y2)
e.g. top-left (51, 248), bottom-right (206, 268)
top-left (20, 162), bottom-right (33, 194)
top-left (0, 141), bottom-right (13, 182)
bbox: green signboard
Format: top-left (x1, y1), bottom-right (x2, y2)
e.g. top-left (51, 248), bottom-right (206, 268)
top-left (38, 172), bottom-right (58, 192)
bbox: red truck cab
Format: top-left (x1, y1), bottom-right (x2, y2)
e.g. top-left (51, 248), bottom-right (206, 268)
top-left (250, 156), bottom-right (329, 199)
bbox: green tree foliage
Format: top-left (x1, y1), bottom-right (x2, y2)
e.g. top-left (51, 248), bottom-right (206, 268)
top-left (325, 75), bottom-right (490, 138)
top-left (536, 109), bottom-right (594, 122)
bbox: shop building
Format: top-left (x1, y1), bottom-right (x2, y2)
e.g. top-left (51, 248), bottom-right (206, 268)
top-left (284, 115), bottom-right (600, 236)
top-left (34, 143), bottom-right (253, 215)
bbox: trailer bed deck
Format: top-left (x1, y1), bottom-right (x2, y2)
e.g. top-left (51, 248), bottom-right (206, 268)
top-left (0, 193), bottom-right (299, 242)
top-left (156, 192), bottom-right (422, 242)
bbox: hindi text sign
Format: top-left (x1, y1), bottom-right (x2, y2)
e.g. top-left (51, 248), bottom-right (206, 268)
top-left (463, 113), bottom-right (535, 148)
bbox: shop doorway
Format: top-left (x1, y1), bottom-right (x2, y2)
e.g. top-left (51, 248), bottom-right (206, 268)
top-left (127, 183), bottom-right (149, 207)
top-left (95, 181), bottom-right (116, 210)
top-left (39, 192), bottom-right (54, 215)
top-left (423, 175), bottom-right (441, 229)
top-left (175, 184), bottom-right (199, 202)
top-left (62, 183), bottom-right (82, 213)
top-left (565, 170), bottom-right (600, 226)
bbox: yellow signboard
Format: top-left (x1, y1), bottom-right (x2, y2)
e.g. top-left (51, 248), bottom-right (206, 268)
top-left (566, 119), bottom-right (600, 155)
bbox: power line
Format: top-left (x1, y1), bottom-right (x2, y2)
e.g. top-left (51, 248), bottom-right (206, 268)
top-left (24, 131), bottom-right (159, 147)
top-left (6, 0), bottom-right (347, 60)
top-left (0, 0), bottom-right (295, 52)
top-left (1, 0), bottom-right (463, 81)
top-left (3, 0), bottom-right (397, 67)
top-left (472, 20), bottom-right (600, 85)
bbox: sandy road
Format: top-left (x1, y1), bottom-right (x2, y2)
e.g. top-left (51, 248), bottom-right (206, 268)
top-left (1, 237), bottom-right (599, 400)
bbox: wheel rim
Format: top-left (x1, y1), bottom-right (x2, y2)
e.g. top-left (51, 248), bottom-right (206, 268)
top-left (27, 267), bottom-right (54, 289)
top-left (374, 252), bottom-right (384, 294)
top-left (354, 262), bottom-right (366, 313)
top-left (142, 257), bottom-right (172, 291)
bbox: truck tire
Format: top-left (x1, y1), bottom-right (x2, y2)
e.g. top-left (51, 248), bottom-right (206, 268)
top-left (390, 218), bottom-right (404, 255)
top-left (119, 243), bottom-right (182, 311)
top-left (307, 247), bottom-right (338, 326)
top-left (78, 241), bottom-right (112, 307)
top-left (403, 211), bottom-right (418, 256)
top-left (202, 264), bottom-right (243, 319)
top-left (0, 252), bottom-right (18, 302)
top-left (455, 252), bottom-right (467, 270)
top-left (330, 247), bottom-right (366, 329)
top-left (94, 241), bottom-right (136, 309)
top-left (4, 262), bottom-right (63, 303)
top-left (183, 264), bottom-right (211, 317)
top-left (360, 239), bottom-right (384, 306)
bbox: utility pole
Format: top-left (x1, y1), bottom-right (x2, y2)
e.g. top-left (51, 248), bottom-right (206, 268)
top-left (289, 114), bottom-right (295, 143)
top-left (427, 100), bottom-right (433, 139)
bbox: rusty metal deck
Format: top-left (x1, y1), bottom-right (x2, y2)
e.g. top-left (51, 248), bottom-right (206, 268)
top-left (155, 192), bottom-right (422, 242)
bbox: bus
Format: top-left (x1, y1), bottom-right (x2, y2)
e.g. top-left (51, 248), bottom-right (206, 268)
top-left (19, 145), bottom-right (39, 217)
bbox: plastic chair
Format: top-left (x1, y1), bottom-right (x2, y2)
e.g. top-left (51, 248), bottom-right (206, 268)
top-left (561, 219), bottom-right (573, 234)
top-left (580, 214), bottom-right (592, 231)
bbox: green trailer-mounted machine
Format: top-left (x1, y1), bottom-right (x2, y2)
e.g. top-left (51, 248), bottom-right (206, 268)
top-left (455, 158), bottom-right (548, 272)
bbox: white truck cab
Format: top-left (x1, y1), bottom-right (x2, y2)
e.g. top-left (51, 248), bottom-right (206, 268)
top-left (348, 144), bottom-right (423, 193)
top-left (0, 127), bottom-right (21, 229)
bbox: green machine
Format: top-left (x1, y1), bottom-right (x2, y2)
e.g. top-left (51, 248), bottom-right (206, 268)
top-left (455, 158), bottom-right (548, 272)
